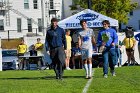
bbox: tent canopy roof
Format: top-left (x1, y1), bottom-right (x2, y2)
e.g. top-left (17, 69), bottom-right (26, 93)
top-left (58, 9), bottom-right (118, 29)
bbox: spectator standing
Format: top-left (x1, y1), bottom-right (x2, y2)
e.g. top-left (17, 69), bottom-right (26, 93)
top-left (123, 36), bottom-right (136, 65)
top-left (78, 19), bottom-right (96, 79)
top-left (17, 39), bottom-right (27, 70)
top-left (34, 38), bottom-right (44, 55)
top-left (97, 20), bottom-right (118, 78)
top-left (34, 38), bottom-right (45, 66)
top-left (115, 44), bottom-right (122, 67)
top-left (72, 31), bottom-right (79, 46)
top-left (45, 18), bottom-right (66, 80)
top-left (135, 33), bottom-right (140, 59)
top-left (65, 29), bottom-right (72, 70)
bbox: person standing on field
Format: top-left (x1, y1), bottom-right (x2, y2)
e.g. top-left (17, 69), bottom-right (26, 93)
top-left (78, 19), bottom-right (96, 79)
top-left (97, 20), bottom-right (118, 78)
top-left (45, 18), bottom-right (67, 80)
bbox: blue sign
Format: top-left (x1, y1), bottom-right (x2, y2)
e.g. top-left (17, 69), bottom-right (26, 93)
top-left (65, 22), bottom-right (102, 28)
top-left (87, 22), bottom-right (92, 26)
top-left (76, 13), bottom-right (99, 21)
top-left (65, 23), bottom-right (80, 28)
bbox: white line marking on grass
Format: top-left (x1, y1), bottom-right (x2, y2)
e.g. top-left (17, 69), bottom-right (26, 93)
top-left (82, 70), bottom-right (95, 93)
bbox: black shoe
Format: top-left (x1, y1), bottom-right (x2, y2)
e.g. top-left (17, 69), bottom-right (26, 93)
top-left (88, 76), bottom-right (92, 79)
top-left (59, 76), bottom-right (63, 80)
top-left (59, 77), bottom-right (63, 80)
top-left (110, 70), bottom-right (116, 76)
top-left (56, 77), bottom-right (59, 79)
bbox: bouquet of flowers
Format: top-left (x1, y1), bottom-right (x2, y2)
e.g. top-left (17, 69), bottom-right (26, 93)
top-left (101, 33), bottom-right (109, 42)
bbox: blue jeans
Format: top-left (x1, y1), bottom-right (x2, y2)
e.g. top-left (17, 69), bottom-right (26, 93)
top-left (102, 48), bottom-right (116, 74)
top-left (116, 48), bottom-right (122, 65)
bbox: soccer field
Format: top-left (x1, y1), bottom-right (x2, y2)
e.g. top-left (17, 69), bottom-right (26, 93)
top-left (0, 66), bottom-right (140, 93)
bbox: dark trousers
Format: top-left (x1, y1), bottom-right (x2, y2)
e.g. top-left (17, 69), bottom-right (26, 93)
top-left (53, 60), bottom-right (63, 78)
top-left (50, 47), bottom-right (65, 79)
top-left (102, 48), bottom-right (116, 74)
top-left (126, 48), bottom-right (135, 64)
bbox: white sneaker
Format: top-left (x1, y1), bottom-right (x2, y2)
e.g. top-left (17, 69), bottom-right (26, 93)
top-left (110, 70), bottom-right (116, 76)
top-left (103, 74), bottom-right (108, 78)
top-left (112, 72), bottom-right (116, 76)
top-left (66, 67), bottom-right (71, 70)
top-left (85, 75), bottom-right (89, 79)
top-left (115, 65), bottom-right (118, 68)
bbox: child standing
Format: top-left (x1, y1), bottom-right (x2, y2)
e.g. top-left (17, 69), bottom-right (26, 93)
top-left (65, 29), bottom-right (72, 70)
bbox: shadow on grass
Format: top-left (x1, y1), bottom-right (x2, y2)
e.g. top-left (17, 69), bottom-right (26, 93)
top-left (0, 75), bottom-right (85, 80)
top-left (63, 75), bottom-right (85, 78)
top-left (0, 76), bottom-right (54, 80)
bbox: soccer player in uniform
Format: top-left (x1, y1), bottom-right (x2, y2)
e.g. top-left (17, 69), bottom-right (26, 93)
top-left (78, 19), bottom-right (96, 79)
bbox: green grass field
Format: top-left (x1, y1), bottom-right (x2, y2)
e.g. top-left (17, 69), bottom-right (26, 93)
top-left (0, 66), bottom-right (140, 93)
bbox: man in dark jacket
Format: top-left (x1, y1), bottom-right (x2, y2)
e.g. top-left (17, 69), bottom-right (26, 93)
top-left (45, 18), bottom-right (67, 80)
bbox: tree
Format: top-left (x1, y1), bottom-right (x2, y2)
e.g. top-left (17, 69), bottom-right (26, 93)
top-left (70, 0), bottom-right (138, 24)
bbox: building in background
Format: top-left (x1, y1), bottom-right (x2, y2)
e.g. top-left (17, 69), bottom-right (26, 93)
top-left (62, 0), bottom-right (84, 19)
top-left (0, 0), bottom-right (62, 39)
top-left (62, 0), bottom-right (73, 19)
top-left (2, 0), bottom-right (139, 39)
top-left (121, 0), bottom-right (140, 31)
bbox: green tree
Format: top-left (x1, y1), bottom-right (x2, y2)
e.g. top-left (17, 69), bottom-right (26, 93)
top-left (70, 0), bottom-right (138, 24)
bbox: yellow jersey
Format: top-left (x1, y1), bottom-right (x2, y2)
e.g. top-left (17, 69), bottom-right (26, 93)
top-left (17, 44), bottom-right (27, 54)
top-left (66, 35), bottom-right (72, 50)
top-left (35, 42), bottom-right (43, 51)
top-left (123, 37), bottom-right (136, 49)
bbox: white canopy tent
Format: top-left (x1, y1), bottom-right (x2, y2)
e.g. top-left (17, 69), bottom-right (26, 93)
top-left (58, 9), bottom-right (118, 29)
top-left (58, 9), bottom-right (140, 65)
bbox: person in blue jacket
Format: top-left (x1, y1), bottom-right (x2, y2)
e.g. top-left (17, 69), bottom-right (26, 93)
top-left (97, 20), bottom-right (118, 78)
top-left (135, 33), bottom-right (140, 59)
